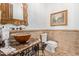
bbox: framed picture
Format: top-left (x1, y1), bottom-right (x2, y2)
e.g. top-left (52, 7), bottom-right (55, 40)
top-left (50, 10), bottom-right (67, 26)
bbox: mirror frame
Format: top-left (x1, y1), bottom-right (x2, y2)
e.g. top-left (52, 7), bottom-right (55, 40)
top-left (0, 3), bottom-right (28, 25)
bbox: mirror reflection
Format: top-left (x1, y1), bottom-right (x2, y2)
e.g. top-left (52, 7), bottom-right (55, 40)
top-left (13, 3), bottom-right (23, 20)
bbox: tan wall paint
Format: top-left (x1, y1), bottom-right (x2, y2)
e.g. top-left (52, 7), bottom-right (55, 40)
top-left (10, 30), bottom-right (79, 55)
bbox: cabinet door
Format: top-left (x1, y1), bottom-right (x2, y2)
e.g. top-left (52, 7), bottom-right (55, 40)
top-left (1, 3), bottom-right (9, 20)
top-left (1, 3), bottom-right (13, 24)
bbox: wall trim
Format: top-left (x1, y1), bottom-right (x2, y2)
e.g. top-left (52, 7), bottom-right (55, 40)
top-left (10, 29), bottom-right (79, 33)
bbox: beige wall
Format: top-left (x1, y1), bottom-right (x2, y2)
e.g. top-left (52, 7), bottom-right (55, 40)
top-left (10, 30), bottom-right (79, 56)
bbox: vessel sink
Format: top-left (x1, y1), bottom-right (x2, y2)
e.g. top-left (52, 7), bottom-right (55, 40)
top-left (13, 34), bottom-right (31, 44)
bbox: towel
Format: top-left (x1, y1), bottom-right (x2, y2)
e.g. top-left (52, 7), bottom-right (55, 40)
top-left (2, 26), bottom-right (10, 41)
top-left (0, 26), bottom-right (16, 55)
top-left (0, 46), bottom-right (16, 55)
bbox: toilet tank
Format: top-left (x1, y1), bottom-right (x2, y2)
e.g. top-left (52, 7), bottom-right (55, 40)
top-left (41, 33), bottom-right (48, 42)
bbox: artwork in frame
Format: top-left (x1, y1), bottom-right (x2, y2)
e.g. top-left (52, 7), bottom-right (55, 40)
top-left (50, 10), bottom-right (67, 26)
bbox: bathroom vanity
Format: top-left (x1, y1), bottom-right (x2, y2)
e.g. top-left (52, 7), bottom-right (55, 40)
top-left (0, 38), bottom-right (40, 56)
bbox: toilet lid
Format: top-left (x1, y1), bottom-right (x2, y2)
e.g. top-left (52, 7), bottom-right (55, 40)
top-left (46, 41), bottom-right (58, 47)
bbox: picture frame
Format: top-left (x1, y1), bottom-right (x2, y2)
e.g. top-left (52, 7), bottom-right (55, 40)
top-left (50, 10), bottom-right (67, 26)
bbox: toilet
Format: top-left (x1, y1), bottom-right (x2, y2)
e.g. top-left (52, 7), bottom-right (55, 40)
top-left (40, 33), bottom-right (58, 53)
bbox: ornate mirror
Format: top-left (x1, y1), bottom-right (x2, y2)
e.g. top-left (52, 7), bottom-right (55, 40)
top-left (0, 3), bottom-right (28, 25)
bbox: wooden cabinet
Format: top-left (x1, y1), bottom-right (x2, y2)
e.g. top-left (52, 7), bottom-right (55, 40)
top-left (0, 3), bottom-right (13, 24)
top-left (0, 3), bottom-right (28, 25)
